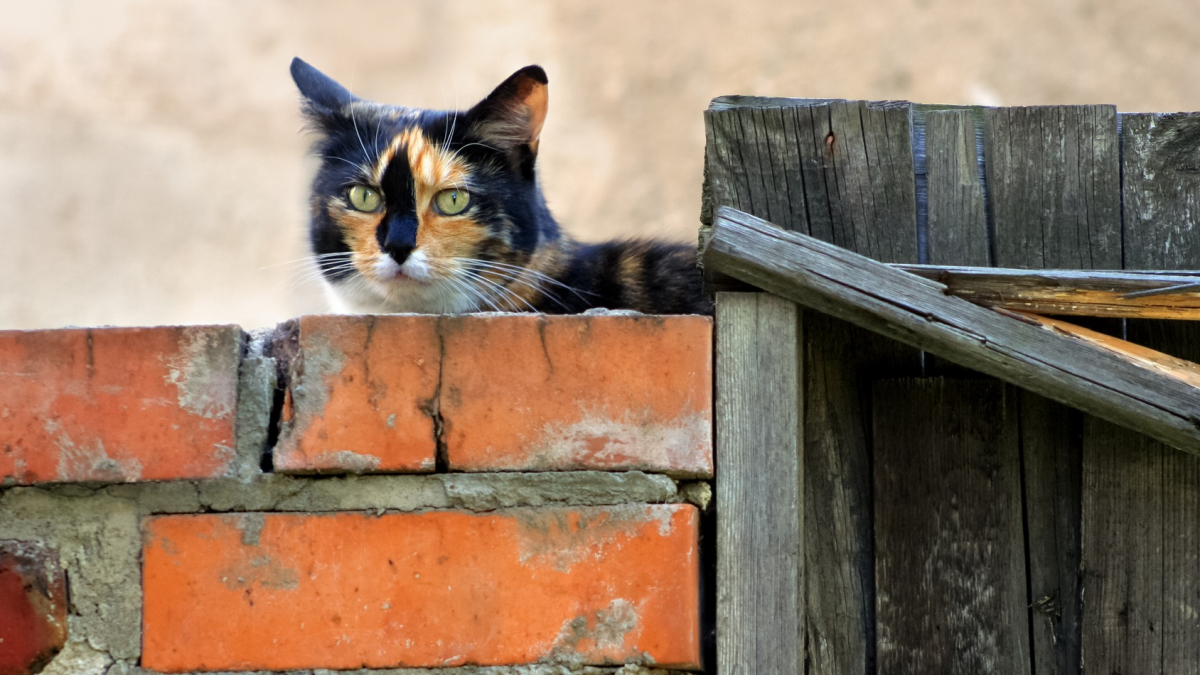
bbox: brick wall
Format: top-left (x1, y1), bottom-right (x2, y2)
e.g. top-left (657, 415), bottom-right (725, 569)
top-left (0, 314), bottom-right (713, 675)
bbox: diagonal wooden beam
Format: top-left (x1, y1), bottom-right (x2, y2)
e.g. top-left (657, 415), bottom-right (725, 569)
top-left (702, 205), bottom-right (1200, 456)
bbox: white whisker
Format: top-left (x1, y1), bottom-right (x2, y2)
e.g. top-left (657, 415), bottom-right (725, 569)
top-left (349, 106), bottom-right (372, 165)
top-left (453, 257), bottom-right (594, 302)
top-left (458, 269), bottom-right (537, 312)
top-left (319, 154), bottom-right (364, 171)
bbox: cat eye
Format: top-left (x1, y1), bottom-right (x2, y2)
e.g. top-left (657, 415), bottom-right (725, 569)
top-left (434, 189), bottom-right (471, 216)
top-left (347, 185), bottom-right (382, 212)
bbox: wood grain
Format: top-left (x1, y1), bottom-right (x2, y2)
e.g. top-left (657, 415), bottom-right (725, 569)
top-left (925, 109), bottom-right (990, 267)
top-left (1081, 112), bottom-right (1200, 675)
top-left (714, 292), bottom-right (803, 675)
top-left (980, 105), bottom-right (1121, 675)
top-left (984, 106), bottom-right (1121, 270)
top-left (896, 265), bottom-right (1200, 320)
top-left (874, 378), bottom-right (1029, 674)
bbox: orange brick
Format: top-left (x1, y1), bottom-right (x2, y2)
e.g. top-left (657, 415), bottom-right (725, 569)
top-left (273, 315), bottom-right (439, 474)
top-left (440, 315), bottom-right (712, 477)
top-left (0, 326), bottom-right (240, 484)
top-left (142, 506), bottom-right (700, 671)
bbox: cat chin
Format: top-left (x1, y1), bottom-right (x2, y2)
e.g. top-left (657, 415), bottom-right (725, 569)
top-left (323, 276), bottom-right (481, 315)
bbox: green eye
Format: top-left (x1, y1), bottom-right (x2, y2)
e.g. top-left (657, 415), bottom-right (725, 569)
top-left (347, 185), bottom-right (382, 212)
top-left (434, 189), bottom-right (471, 216)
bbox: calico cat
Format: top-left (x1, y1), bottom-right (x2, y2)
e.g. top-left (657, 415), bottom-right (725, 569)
top-left (290, 58), bottom-right (711, 315)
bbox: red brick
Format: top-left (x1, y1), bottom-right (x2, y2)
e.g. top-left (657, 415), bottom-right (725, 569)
top-left (142, 506), bottom-right (700, 671)
top-left (440, 315), bottom-right (712, 477)
top-left (273, 315), bottom-right (439, 474)
top-left (0, 326), bottom-right (240, 484)
top-left (0, 541), bottom-right (67, 675)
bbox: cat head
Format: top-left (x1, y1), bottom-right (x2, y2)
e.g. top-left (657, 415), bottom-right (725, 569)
top-left (291, 57), bottom-right (560, 314)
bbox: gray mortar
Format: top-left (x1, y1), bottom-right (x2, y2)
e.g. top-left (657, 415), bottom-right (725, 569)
top-left (231, 328), bottom-right (277, 481)
top-left (0, 489), bottom-right (143, 661)
top-left (32, 471), bottom-right (679, 515)
top-left (440, 472), bottom-right (677, 511)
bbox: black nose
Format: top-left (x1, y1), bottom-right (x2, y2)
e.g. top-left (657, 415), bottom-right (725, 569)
top-left (384, 243), bottom-right (414, 265)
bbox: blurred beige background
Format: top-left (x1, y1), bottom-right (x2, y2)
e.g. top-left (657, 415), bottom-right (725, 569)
top-left (3, 0), bottom-right (1199, 329)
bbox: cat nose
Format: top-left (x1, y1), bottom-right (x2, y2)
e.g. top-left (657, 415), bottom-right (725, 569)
top-left (384, 242), bottom-right (414, 265)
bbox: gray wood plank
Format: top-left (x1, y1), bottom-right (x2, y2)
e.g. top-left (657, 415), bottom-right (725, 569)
top-left (715, 292), bottom-right (803, 675)
top-left (703, 207), bottom-right (1200, 454)
top-left (985, 105), bottom-right (1121, 675)
top-left (1020, 391), bottom-right (1083, 675)
top-left (921, 107), bottom-right (990, 376)
top-left (1139, 322), bottom-right (1200, 675)
top-left (1081, 112), bottom-right (1200, 675)
top-left (925, 109), bottom-right (989, 267)
top-left (1123, 113), bottom-right (1200, 270)
top-left (703, 104), bottom-right (812, 234)
top-left (825, 101), bottom-right (919, 262)
top-left (803, 99), bottom-right (920, 675)
top-left (874, 378), bottom-right (1029, 675)
top-left (984, 105), bottom-right (1121, 269)
top-left (803, 311), bottom-right (916, 675)
top-left (1080, 417), bottom-right (1165, 672)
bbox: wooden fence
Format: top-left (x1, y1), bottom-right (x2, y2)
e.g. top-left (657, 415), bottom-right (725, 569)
top-left (705, 98), bottom-right (1200, 674)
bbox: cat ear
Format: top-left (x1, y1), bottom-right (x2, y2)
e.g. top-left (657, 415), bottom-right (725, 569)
top-left (290, 57), bottom-right (357, 117)
top-left (467, 65), bottom-right (549, 154)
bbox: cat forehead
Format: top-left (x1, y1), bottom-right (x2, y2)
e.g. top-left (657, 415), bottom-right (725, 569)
top-left (375, 124), bottom-right (467, 187)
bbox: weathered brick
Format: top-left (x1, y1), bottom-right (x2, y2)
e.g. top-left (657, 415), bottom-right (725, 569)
top-left (272, 315), bottom-right (439, 474)
top-left (440, 315), bottom-right (712, 477)
top-left (142, 506), bottom-right (700, 671)
top-left (0, 541), bottom-right (67, 675)
top-left (0, 325), bottom-right (241, 484)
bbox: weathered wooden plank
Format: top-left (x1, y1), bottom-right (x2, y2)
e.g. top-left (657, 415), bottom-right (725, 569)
top-left (886, 105), bottom-right (1034, 672)
top-left (984, 106), bottom-right (1122, 269)
top-left (802, 99), bottom-right (919, 675)
top-left (702, 100), bottom-right (827, 292)
top-left (874, 379), bottom-right (1029, 674)
top-left (925, 109), bottom-right (990, 267)
top-left (1080, 417), bottom-right (1165, 671)
top-left (1081, 112), bottom-right (1200, 675)
top-left (826, 101), bottom-right (919, 263)
top-left (704, 98), bottom-right (922, 675)
top-left (920, 107), bottom-right (991, 375)
top-left (1141, 323), bottom-right (1200, 674)
top-left (703, 206), bottom-right (1200, 454)
top-left (714, 292), bottom-right (803, 675)
top-left (1020, 389), bottom-right (1083, 675)
top-left (803, 311), bottom-right (914, 675)
top-left (1123, 113), bottom-right (1200, 268)
top-left (1017, 313), bottom-right (1200, 388)
top-left (981, 105), bottom-right (1121, 675)
top-left (895, 265), bottom-right (1200, 319)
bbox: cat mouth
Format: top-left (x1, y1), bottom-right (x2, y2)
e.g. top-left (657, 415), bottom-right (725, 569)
top-left (371, 254), bottom-right (433, 284)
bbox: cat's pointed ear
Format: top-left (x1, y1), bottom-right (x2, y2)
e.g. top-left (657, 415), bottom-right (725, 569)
top-left (291, 57), bottom-right (357, 117)
top-left (467, 65), bottom-right (549, 154)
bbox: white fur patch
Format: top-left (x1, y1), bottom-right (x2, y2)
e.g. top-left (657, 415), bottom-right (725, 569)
top-left (326, 267), bottom-right (482, 314)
